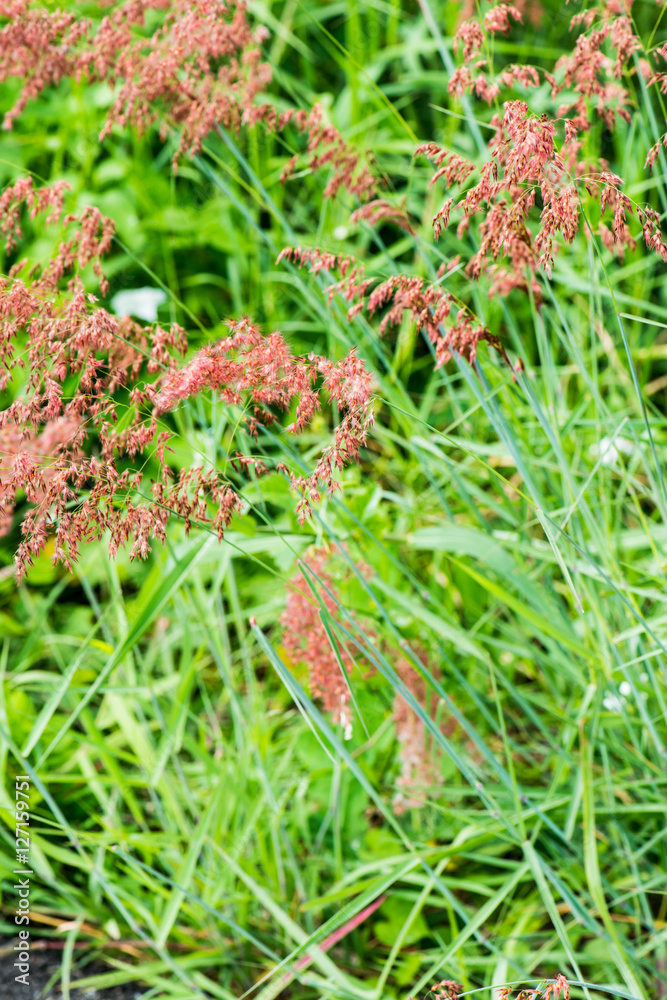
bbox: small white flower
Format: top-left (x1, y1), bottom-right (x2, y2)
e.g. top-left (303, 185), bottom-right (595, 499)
top-left (619, 681), bottom-right (632, 697)
top-left (333, 225), bottom-right (348, 241)
top-left (590, 435), bottom-right (634, 468)
top-left (111, 287), bottom-right (167, 322)
top-left (603, 692), bottom-right (623, 713)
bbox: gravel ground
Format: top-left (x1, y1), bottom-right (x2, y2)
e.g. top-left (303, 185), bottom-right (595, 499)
top-left (1, 938), bottom-right (145, 1000)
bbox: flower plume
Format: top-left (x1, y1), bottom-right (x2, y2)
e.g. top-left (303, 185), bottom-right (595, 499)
top-left (0, 181), bottom-right (373, 577)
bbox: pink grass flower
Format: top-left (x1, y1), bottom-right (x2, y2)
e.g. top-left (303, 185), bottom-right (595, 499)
top-left (0, 182), bottom-right (373, 577)
top-left (281, 546), bottom-right (373, 731)
top-left (392, 652), bottom-right (450, 814)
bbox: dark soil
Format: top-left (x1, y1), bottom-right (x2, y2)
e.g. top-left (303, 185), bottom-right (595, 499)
top-left (1, 938), bottom-right (145, 1000)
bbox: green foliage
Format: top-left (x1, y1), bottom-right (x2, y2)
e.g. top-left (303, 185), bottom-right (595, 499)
top-left (1, 2), bottom-right (667, 999)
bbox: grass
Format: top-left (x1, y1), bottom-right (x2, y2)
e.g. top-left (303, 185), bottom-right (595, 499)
top-left (1, 1), bottom-right (667, 998)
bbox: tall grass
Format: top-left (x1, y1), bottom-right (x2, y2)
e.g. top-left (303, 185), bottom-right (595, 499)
top-left (1, 2), bottom-right (667, 999)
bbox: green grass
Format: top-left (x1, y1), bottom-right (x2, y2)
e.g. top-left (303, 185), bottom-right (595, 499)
top-left (1, 1), bottom-right (667, 998)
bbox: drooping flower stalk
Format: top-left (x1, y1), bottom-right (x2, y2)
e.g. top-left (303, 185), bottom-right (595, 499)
top-left (0, 0), bottom-right (272, 166)
top-left (280, 546), bottom-right (373, 734)
top-left (278, 246), bottom-right (512, 369)
top-left (392, 653), bottom-right (447, 814)
top-left (0, 182), bottom-right (373, 577)
top-left (0, 1), bottom-right (380, 199)
top-left (281, 547), bottom-right (450, 810)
